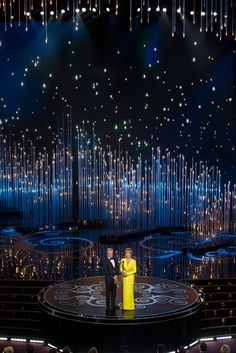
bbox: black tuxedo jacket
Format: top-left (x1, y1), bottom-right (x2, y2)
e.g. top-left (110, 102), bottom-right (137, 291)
top-left (102, 256), bottom-right (120, 283)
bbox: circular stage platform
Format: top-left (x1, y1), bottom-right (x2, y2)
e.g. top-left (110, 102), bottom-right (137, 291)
top-left (40, 276), bottom-right (201, 324)
top-left (39, 276), bottom-right (204, 353)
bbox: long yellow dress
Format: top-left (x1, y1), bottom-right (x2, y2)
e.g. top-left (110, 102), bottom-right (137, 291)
top-left (120, 258), bottom-right (137, 310)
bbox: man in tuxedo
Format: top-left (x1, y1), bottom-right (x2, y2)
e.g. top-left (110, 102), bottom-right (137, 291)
top-left (102, 247), bottom-right (119, 310)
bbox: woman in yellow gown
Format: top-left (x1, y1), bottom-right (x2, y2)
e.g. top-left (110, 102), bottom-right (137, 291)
top-left (120, 248), bottom-right (137, 310)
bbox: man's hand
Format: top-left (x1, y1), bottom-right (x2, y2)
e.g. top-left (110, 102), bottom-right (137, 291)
top-left (114, 275), bottom-right (118, 284)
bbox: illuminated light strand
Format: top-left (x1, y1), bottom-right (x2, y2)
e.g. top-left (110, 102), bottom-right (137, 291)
top-left (129, 0), bottom-right (132, 31)
top-left (172, 0), bottom-right (176, 37)
top-left (0, 117), bottom-right (235, 233)
top-left (0, 0), bottom-right (235, 40)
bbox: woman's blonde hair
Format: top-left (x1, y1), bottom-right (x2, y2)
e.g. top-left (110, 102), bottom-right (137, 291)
top-left (125, 248), bottom-right (133, 255)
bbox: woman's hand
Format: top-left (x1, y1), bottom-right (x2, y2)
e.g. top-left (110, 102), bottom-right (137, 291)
top-left (122, 272), bottom-right (127, 277)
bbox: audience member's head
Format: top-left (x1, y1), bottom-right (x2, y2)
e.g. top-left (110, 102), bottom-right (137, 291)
top-left (221, 345), bottom-right (230, 353)
top-left (62, 347), bottom-right (72, 353)
top-left (177, 346), bottom-right (186, 353)
top-left (157, 344), bottom-right (166, 353)
top-left (88, 348), bottom-right (98, 353)
top-left (25, 344), bottom-right (34, 353)
top-left (200, 342), bottom-right (208, 352)
top-left (3, 347), bottom-right (14, 353)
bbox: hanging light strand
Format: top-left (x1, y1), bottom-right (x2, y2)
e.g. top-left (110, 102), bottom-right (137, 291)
top-left (220, 0), bottom-right (223, 40)
top-left (200, 0), bottom-right (203, 31)
top-left (206, 0), bottom-right (209, 32)
top-left (45, 0), bottom-right (48, 43)
top-left (224, 0), bottom-right (228, 35)
top-left (55, 0), bottom-right (58, 19)
top-left (18, 0), bottom-right (21, 26)
top-left (115, 0), bottom-right (119, 16)
top-left (4, 0), bottom-right (7, 31)
top-left (130, 0), bottom-right (132, 31)
top-left (0, 0), bottom-right (235, 41)
top-left (183, 0), bottom-right (186, 37)
top-left (211, 0), bottom-right (214, 32)
top-left (9, 0), bottom-right (13, 27)
top-left (140, 0), bottom-right (143, 23)
top-left (172, 0), bottom-right (176, 36)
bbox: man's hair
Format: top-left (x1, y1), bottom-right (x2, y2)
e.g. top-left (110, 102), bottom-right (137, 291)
top-left (200, 342), bottom-right (207, 352)
top-left (107, 248), bottom-right (113, 253)
top-left (26, 344), bottom-right (34, 353)
top-left (3, 347), bottom-right (14, 353)
top-left (63, 347), bottom-right (72, 353)
top-left (157, 344), bottom-right (166, 353)
top-left (220, 345), bottom-right (230, 353)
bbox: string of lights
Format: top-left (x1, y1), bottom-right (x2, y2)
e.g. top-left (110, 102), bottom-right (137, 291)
top-left (0, 0), bottom-right (235, 41)
top-left (0, 115), bottom-right (235, 236)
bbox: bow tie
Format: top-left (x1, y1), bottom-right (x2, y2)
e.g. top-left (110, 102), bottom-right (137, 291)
top-left (109, 257), bottom-right (114, 260)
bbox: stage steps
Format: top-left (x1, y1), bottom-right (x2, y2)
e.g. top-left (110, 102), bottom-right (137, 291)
top-left (188, 278), bottom-right (236, 337)
top-left (0, 280), bottom-right (53, 338)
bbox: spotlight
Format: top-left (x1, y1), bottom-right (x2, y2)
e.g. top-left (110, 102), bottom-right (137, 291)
top-left (26, 12), bottom-right (31, 16)
top-left (201, 11), bottom-right (206, 16)
top-left (61, 9), bottom-right (66, 14)
top-left (199, 338), bottom-right (214, 342)
top-left (137, 7), bottom-right (141, 12)
top-left (177, 7), bottom-right (181, 13)
top-left (40, 11), bottom-right (44, 15)
top-left (156, 6), bottom-right (160, 12)
top-left (75, 8), bottom-right (80, 13)
top-left (106, 7), bottom-right (110, 12)
top-left (92, 7), bottom-right (96, 12)
top-left (162, 7), bottom-right (167, 13)
top-left (213, 11), bottom-right (217, 16)
top-left (49, 11), bottom-right (54, 16)
top-left (189, 341), bottom-right (199, 347)
top-left (81, 7), bottom-right (86, 12)
top-left (190, 10), bottom-right (194, 15)
top-left (48, 344), bottom-right (57, 349)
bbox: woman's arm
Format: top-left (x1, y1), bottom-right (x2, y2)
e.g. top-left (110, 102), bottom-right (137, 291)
top-left (120, 258), bottom-right (125, 273)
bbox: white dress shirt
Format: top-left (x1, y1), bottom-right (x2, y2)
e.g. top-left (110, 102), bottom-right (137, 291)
top-left (108, 257), bottom-right (115, 268)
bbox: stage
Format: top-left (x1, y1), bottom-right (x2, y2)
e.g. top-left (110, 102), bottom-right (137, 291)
top-left (40, 276), bottom-right (201, 323)
top-left (39, 276), bottom-right (204, 352)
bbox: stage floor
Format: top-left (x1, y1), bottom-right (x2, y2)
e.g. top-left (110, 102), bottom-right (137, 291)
top-left (41, 276), bottom-right (201, 323)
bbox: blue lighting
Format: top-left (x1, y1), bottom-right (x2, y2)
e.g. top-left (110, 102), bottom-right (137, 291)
top-left (147, 250), bottom-right (182, 259)
top-left (187, 253), bottom-right (213, 261)
top-left (39, 236), bottom-right (91, 247)
top-left (0, 228), bottom-right (17, 234)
